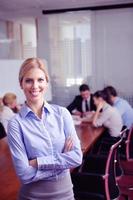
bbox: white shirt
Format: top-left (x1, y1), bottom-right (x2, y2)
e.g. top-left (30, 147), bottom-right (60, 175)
top-left (93, 103), bottom-right (123, 137)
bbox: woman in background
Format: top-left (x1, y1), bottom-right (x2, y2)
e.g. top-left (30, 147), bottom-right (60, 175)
top-left (3, 93), bottom-right (20, 113)
top-left (0, 93), bottom-right (20, 132)
top-left (92, 90), bottom-right (122, 138)
top-left (7, 58), bottom-right (82, 200)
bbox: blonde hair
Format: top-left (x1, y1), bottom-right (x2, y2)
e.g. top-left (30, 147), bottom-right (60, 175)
top-left (19, 58), bottom-right (49, 85)
top-left (3, 93), bottom-right (17, 106)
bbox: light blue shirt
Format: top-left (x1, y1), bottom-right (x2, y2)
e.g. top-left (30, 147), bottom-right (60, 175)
top-left (7, 102), bottom-right (82, 184)
top-left (114, 97), bottom-right (133, 129)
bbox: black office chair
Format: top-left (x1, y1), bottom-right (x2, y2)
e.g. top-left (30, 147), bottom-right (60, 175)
top-left (71, 136), bottom-right (124, 200)
top-left (0, 122), bottom-right (6, 139)
top-left (96, 128), bottom-right (128, 156)
top-left (126, 125), bottom-right (133, 161)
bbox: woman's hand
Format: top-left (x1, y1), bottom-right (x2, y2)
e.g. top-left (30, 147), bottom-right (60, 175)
top-left (97, 101), bottom-right (104, 112)
top-left (29, 159), bottom-right (37, 168)
top-left (63, 136), bottom-right (73, 153)
top-left (92, 102), bottom-right (104, 126)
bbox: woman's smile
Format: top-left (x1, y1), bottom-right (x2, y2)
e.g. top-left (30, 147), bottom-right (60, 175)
top-left (21, 68), bottom-right (47, 104)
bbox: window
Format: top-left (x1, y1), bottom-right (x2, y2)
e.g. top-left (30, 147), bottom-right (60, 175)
top-left (0, 18), bottom-right (37, 59)
top-left (42, 11), bottom-right (92, 106)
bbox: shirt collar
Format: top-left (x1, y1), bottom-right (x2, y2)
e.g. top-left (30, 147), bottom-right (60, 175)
top-left (43, 101), bottom-right (54, 114)
top-left (114, 97), bottom-right (119, 105)
top-left (20, 101), bottom-right (53, 118)
top-left (102, 103), bottom-right (110, 111)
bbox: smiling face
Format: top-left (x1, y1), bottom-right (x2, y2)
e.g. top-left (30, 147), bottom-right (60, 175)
top-left (20, 68), bottom-right (47, 105)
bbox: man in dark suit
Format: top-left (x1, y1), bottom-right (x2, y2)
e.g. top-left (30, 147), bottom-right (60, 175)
top-left (67, 84), bottom-right (96, 117)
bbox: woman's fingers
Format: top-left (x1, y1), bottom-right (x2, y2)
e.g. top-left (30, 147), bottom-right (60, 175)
top-left (66, 137), bottom-right (73, 151)
top-left (63, 137), bottom-right (73, 152)
top-left (29, 159), bottom-right (37, 168)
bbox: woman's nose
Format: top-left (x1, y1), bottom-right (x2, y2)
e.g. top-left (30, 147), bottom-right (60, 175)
top-left (32, 81), bottom-right (38, 88)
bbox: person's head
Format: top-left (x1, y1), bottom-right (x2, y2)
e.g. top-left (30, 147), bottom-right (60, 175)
top-left (19, 58), bottom-right (49, 104)
top-left (79, 84), bottom-right (91, 100)
top-left (3, 93), bottom-right (17, 109)
top-left (103, 86), bottom-right (117, 105)
top-left (93, 90), bottom-right (107, 107)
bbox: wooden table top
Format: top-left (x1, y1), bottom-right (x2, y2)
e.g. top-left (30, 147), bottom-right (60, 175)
top-left (75, 122), bottom-right (104, 153)
top-left (0, 138), bottom-right (20, 200)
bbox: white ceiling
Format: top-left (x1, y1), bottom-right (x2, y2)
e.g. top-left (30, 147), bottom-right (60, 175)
top-left (0, 0), bottom-right (133, 20)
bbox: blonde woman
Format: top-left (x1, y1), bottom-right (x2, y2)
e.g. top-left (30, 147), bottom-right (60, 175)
top-left (7, 58), bottom-right (82, 200)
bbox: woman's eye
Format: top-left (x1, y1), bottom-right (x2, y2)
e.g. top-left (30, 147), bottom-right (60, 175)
top-left (24, 78), bottom-right (45, 84)
top-left (38, 78), bottom-right (44, 82)
top-left (25, 79), bottom-right (33, 83)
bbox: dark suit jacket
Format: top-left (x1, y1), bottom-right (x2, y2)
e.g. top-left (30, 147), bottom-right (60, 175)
top-left (67, 94), bottom-right (96, 114)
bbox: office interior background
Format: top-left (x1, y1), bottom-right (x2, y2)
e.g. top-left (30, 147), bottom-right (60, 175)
top-left (0, 0), bottom-right (133, 107)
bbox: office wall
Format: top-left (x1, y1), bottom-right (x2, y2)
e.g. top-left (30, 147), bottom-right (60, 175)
top-left (0, 60), bottom-right (24, 103)
top-left (92, 8), bottom-right (133, 95)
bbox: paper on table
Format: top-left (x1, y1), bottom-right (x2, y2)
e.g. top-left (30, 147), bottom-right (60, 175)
top-left (81, 111), bottom-right (95, 122)
top-left (72, 115), bottom-right (82, 125)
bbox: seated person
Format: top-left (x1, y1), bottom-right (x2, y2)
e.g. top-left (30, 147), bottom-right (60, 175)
top-left (0, 93), bottom-right (20, 132)
top-left (3, 92), bottom-right (20, 113)
top-left (92, 90), bottom-right (123, 138)
top-left (103, 86), bottom-right (133, 129)
top-left (67, 84), bottom-right (96, 117)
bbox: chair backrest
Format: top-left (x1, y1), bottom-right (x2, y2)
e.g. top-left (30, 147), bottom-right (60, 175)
top-left (95, 128), bottom-right (128, 156)
top-left (120, 127), bottom-right (128, 138)
top-left (126, 125), bottom-right (133, 160)
top-left (105, 136), bottom-right (124, 199)
top-left (72, 136), bottom-right (124, 200)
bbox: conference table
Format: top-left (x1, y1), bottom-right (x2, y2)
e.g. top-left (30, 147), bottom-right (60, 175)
top-left (0, 122), bottom-right (104, 200)
top-left (75, 122), bottom-right (104, 153)
top-left (0, 137), bottom-right (20, 200)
